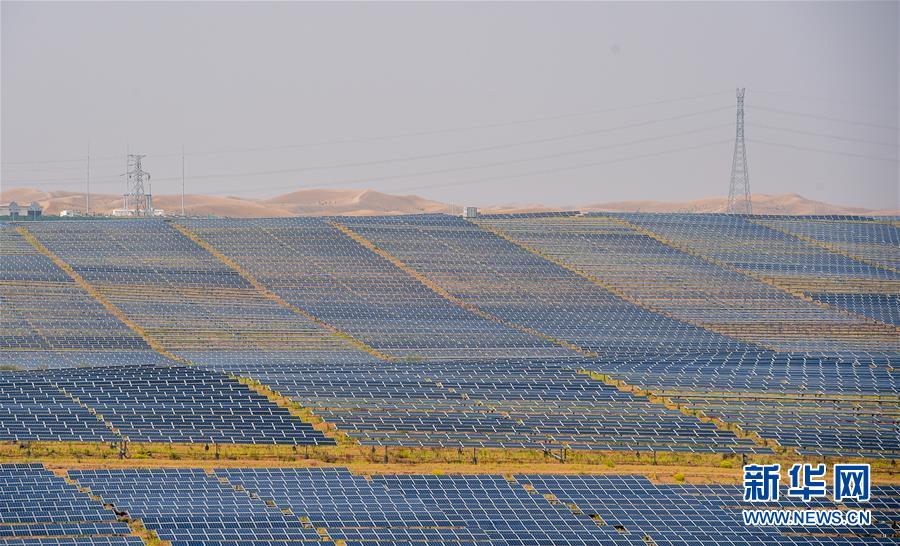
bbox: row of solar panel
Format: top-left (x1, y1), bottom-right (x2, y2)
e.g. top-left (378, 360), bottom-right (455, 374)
top-left (5, 464), bottom-right (893, 546)
top-left (197, 354), bottom-right (769, 454)
top-left (0, 365), bottom-right (332, 445)
top-left (2, 216), bottom-right (897, 457)
top-left (8, 215), bottom-right (895, 360)
top-left (174, 216), bottom-right (898, 458)
top-left (0, 464), bottom-right (142, 545)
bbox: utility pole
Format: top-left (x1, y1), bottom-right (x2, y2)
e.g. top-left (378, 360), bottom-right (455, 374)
top-left (181, 145), bottom-right (186, 217)
top-left (123, 144), bottom-right (129, 212)
top-left (727, 88), bottom-right (752, 215)
top-left (86, 144), bottom-right (91, 216)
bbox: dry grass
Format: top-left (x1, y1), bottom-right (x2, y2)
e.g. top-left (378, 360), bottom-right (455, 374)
top-left (4, 441), bottom-right (898, 486)
top-left (126, 521), bottom-right (170, 546)
top-left (234, 375), bottom-right (356, 445)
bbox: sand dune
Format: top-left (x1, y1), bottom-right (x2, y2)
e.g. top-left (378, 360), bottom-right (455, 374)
top-left (263, 188), bottom-right (450, 215)
top-left (582, 193), bottom-right (899, 216)
top-left (0, 187), bottom-right (451, 217)
top-left (2, 187), bottom-right (895, 217)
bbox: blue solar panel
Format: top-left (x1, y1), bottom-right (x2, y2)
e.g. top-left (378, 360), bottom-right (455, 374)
top-left (3, 213), bottom-right (897, 457)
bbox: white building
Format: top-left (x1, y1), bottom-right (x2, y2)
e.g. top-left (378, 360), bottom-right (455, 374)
top-left (1, 201), bottom-right (42, 218)
top-left (0, 202), bottom-right (20, 217)
top-left (112, 208), bottom-right (166, 217)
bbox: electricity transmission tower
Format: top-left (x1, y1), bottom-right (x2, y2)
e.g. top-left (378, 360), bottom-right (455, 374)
top-left (124, 154), bottom-right (154, 216)
top-left (727, 88), bottom-right (752, 214)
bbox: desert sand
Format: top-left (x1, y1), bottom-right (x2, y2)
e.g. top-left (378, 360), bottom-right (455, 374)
top-left (2, 187), bottom-right (896, 217)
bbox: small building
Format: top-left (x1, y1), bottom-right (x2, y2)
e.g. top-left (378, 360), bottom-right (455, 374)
top-left (60, 209), bottom-right (83, 217)
top-left (462, 206), bottom-right (479, 219)
top-left (112, 208), bottom-right (166, 217)
top-left (0, 202), bottom-right (20, 218)
top-left (27, 202), bottom-right (43, 218)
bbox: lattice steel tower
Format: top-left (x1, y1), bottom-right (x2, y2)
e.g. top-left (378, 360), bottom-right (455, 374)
top-left (727, 88), bottom-right (752, 215)
top-left (124, 154), bottom-right (153, 216)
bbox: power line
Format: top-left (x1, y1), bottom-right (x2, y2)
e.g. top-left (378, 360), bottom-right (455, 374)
top-left (746, 105), bottom-right (899, 131)
top-left (19, 116), bottom-right (897, 188)
top-left (2, 162), bottom-right (98, 174)
top-left (12, 126), bottom-right (896, 194)
top-left (200, 139), bottom-right (735, 197)
top-left (1, 90), bottom-right (733, 165)
top-left (195, 105), bottom-right (732, 175)
top-left (747, 123), bottom-right (899, 147)
top-left (144, 122), bottom-right (733, 185)
top-left (72, 123), bottom-right (735, 189)
top-left (2, 171), bottom-right (124, 185)
top-left (3, 115), bottom-right (733, 187)
top-left (2, 154), bottom-right (122, 166)
top-left (752, 88), bottom-right (900, 114)
top-left (143, 90), bottom-right (735, 159)
top-left (345, 140), bottom-right (736, 196)
top-left (748, 138), bottom-right (900, 162)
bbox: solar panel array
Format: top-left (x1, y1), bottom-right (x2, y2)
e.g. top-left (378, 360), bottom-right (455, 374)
top-left (16, 465), bottom-right (884, 546)
top-left (476, 213), bottom-right (899, 459)
top-left (179, 218), bottom-right (571, 361)
top-left (70, 467), bottom-right (323, 544)
top-left (517, 474), bottom-right (899, 545)
top-left (0, 464), bottom-right (142, 545)
top-left (200, 356), bottom-right (763, 453)
top-left (753, 217), bottom-right (899, 326)
top-left (666, 393), bottom-right (899, 458)
top-left (1, 365), bottom-right (333, 445)
top-left (1, 213), bottom-right (897, 458)
top-left (340, 215), bottom-right (746, 355)
top-left (23, 221), bottom-right (356, 355)
top-left (0, 227), bottom-right (150, 365)
top-left (617, 214), bottom-right (898, 350)
top-left (477, 213), bottom-right (897, 353)
top-left (0, 374), bottom-right (117, 442)
top-left (372, 473), bottom-right (644, 545)
top-left (216, 467), bottom-right (487, 544)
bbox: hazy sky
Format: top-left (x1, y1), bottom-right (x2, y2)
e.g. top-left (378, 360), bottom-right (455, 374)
top-left (2, 1), bottom-right (898, 209)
